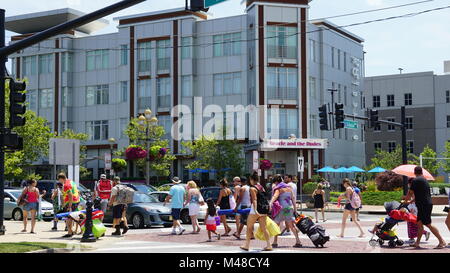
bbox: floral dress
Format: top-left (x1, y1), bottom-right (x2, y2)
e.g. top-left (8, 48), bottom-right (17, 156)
top-left (273, 191), bottom-right (295, 223)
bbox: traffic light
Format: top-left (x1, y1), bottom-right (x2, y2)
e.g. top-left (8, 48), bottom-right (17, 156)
top-left (368, 109), bottom-right (379, 128)
top-left (335, 103), bottom-right (344, 129)
top-left (318, 104), bottom-right (329, 131)
top-left (9, 79), bottom-right (27, 129)
top-left (3, 132), bottom-right (23, 151)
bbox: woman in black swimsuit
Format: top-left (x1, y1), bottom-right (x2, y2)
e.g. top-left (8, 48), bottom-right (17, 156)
top-left (216, 179), bottom-right (232, 236)
top-left (312, 184), bottom-right (326, 223)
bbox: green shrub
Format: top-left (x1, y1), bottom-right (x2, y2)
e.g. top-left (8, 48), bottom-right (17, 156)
top-left (366, 180), bottom-right (377, 192)
top-left (303, 182), bottom-right (318, 194)
top-left (429, 183), bottom-right (450, 194)
top-left (157, 185), bottom-right (172, 192)
top-left (310, 175), bottom-right (324, 183)
top-left (361, 191), bottom-right (403, 206)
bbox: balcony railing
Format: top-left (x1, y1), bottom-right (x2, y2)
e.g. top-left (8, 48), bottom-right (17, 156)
top-left (267, 45), bottom-right (297, 59)
top-left (267, 87), bottom-right (298, 100)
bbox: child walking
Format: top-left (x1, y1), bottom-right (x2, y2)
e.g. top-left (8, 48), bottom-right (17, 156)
top-left (205, 199), bottom-right (221, 242)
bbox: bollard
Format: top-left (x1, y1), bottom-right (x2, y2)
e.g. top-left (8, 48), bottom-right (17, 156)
top-left (81, 198), bottom-right (96, 243)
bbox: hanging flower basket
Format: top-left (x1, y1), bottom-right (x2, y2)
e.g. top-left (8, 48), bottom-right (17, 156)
top-left (112, 158), bottom-right (127, 173)
top-left (159, 147), bottom-right (167, 157)
top-left (125, 145), bottom-right (147, 160)
top-left (149, 145), bottom-right (162, 157)
top-left (260, 159), bottom-right (273, 170)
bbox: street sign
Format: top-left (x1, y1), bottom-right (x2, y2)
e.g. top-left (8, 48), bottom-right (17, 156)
top-left (252, 151), bottom-right (259, 170)
top-left (205, 0), bottom-right (228, 8)
top-left (49, 138), bottom-right (80, 165)
top-left (298, 157), bottom-right (304, 173)
top-left (105, 152), bottom-right (112, 170)
top-left (344, 120), bottom-right (359, 130)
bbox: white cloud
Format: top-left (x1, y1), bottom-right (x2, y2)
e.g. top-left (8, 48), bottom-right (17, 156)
top-left (366, 0), bottom-right (383, 6)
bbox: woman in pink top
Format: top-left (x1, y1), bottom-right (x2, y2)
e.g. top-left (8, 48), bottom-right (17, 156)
top-left (18, 179), bottom-right (45, 234)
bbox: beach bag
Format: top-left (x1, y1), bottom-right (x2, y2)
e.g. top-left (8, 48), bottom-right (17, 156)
top-left (116, 185), bottom-right (135, 204)
top-left (17, 188), bottom-right (29, 206)
top-left (255, 217), bottom-right (281, 240)
top-left (253, 185), bottom-right (270, 215)
top-left (81, 219), bottom-right (106, 239)
top-left (229, 195), bottom-right (236, 210)
top-left (350, 190), bottom-right (361, 209)
top-left (215, 216), bottom-right (221, 226)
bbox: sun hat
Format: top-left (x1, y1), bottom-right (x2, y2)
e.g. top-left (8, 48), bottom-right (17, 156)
top-left (172, 177), bottom-right (181, 184)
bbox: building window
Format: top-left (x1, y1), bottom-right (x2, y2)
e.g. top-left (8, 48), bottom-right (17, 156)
top-left (374, 142), bottom-right (382, 151)
top-left (86, 85), bottom-right (109, 106)
top-left (23, 56), bottom-right (37, 76)
top-left (181, 37), bottom-right (192, 59)
top-left (120, 81), bottom-right (128, 102)
top-left (309, 39), bottom-right (316, 62)
top-left (138, 42), bottom-right (151, 73)
top-left (343, 52), bottom-right (347, 72)
top-left (407, 141), bottom-right (414, 153)
top-left (26, 90), bottom-right (37, 111)
top-left (137, 79), bottom-right (151, 110)
top-left (120, 118), bottom-right (128, 139)
top-left (157, 39), bottom-right (171, 72)
top-left (157, 115), bottom-right (171, 139)
top-left (387, 118), bottom-right (395, 131)
top-left (120, 45), bottom-right (128, 66)
top-left (181, 75), bottom-right (192, 97)
top-left (344, 86), bottom-right (348, 106)
top-left (267, 26), bottom-right (296, 59)
top-left (337, 49), bottom-right (341, 70)
top-left (404, 93), bottom-right (412, 106)
top-left (85, 120), bottom-right (109, 140)
top-left (214, 32), bottom-right (241, 57)
top-left (62, 87), bottom-right (72, 107)
top-left (388, 141), bottom-right (396, 153)
top-left (387, 94), bottom-right (395, 107)
top-left (39, 89), bottom-right (53, 109)
top-left (213, 72), bottom-right (241, 96)
top-left (447, 115), bottom-right (450, 128)
top-left (374, 123), bottom-right (381, 132)
top-left (267, 108), bottom-right (298, 139)
top-left (86, 50), bottom-right (109, 71)
top-left (309, 114), bottom-right (317, 138)
top-left (309, 76), bottom-right (316, 99)
top-left (61, 121), bottom-right (73, 131)
top-left (405, 117), bottom-right (413, 130)
top-left (38, 54), bottom-right (53, 74)
top-left (61, 52), bottom-right (73, 73)
top-left (373, 95), bottom-right (380, 108)
top-left (446, 90), bottom-right (450, 103)
top-left (157, 78), bottom-right (171, 108)
top-left (267, 67), bottom-right (297, 100)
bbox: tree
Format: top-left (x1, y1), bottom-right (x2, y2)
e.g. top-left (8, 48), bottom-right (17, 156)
top-left (182, 132), bottom-right (244, 179)
top-left (410, 145), bottom-right (439, 175)
top-left (369, 145), bottom-right (413, 171)
top-left (442, 141), bottom-right (450, 174)
top-left (121, 118), bottom-right (175, 178)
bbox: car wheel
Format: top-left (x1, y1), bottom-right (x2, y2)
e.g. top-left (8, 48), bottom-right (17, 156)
top-left (43, 219), bottom-right (52, 222)
top-left (180, 210), bottom-right (191, 224)
top-left (12, 208), bottom-right (23, 221)
top-left (132, 213), bottom-right (145, 229)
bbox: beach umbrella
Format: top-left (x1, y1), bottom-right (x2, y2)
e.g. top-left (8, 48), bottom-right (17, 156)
top-left (317, 166), bottom-right (337, 173)
top-left (392, 164), bottom-right (434, 181)
top-left (348, 166), bottom-right (366, 172)
top-left (368, 167), bottom-right (386, 173)
top-left (335, 167), bottom-right (351, 173)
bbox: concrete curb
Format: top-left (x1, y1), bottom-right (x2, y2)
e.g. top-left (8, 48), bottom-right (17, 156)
top-left (300, 208), bottom-right (448, 217)
top-left (27, 248), bottom-right (73, 253)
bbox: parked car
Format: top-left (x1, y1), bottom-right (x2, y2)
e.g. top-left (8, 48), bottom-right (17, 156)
top-left (3, 188), bottom-right (54, 221)
top-left (103, 192), bottom-right (172, 229)
top-left (122, 182), bottom-right (157, 194)
top-left (159, 183), bottom-right (188, 189)
top-left (37, 180), bottom-right (92, 203)
top-left (149, 191), bottom-right (207, 224)
top-left (200, 186), bottom-right (235, 204)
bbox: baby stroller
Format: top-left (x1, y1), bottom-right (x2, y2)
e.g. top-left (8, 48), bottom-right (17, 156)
top-left (368, 201), bottom-right (407, 248)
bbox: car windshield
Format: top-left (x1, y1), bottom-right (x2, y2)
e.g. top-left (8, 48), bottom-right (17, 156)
top-left (8, 191), bottom-right (21, 199)
top-left (77, 183), bottom-right (89, 192)
top-left (133, 192), bottom-right (158, 203)
top-left (133, 184), bottom-right (156, 193)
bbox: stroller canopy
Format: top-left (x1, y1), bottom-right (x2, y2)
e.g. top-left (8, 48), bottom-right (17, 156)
top-left (384, 201), bottom-right (401, 215)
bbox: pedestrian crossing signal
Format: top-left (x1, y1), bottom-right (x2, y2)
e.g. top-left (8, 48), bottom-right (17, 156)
top-left (318, 104), bottom-right (329, 131)
top-left (335, 103), bottom-right (344, 129)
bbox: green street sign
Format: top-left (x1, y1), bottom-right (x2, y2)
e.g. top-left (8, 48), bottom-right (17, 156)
top-left (205, 0), bottom-right (228, 8)
top-left (344, 120), bottom-right (359, 130)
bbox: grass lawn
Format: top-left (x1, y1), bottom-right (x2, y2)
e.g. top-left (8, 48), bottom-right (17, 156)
top-left (0, 242), bottom-right (67, 253)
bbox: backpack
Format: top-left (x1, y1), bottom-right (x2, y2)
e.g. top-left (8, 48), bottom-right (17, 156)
top-left (350, 189), bottom-right (361, 209)
top-left (252, 185), bottom-right (270, 215)
top-left (115, 185), bottom-right (135, 205)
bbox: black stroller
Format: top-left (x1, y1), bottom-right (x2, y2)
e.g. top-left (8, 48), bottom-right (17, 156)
top-left (368, 201), bottom-right (406, 248)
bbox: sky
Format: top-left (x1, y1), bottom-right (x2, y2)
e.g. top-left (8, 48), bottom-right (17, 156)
top-left (2, 0), bottom-right (450, 76)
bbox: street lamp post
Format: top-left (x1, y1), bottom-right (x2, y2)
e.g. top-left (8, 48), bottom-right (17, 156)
top-left (138, 109), bottom-right (158, 185)
top-left (108, 138), bottom-right (116, 178)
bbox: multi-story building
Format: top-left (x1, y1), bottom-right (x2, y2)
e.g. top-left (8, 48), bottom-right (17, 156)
top-left (7, 0), bottom-right (366, 184)
top-left (364, 65), bottom-right (450, 182)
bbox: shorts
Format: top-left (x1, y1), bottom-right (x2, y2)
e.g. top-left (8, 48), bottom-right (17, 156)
top-left (171, 208), bottom-right (181, 220)
top-left (113, 204), bottom-right (126, 219)
top-left (344, 203), bottom-right (356, 211)
top-left (416, 204), bottom-right (433, 226)
top-left (24, 202), bottom-right (38, 211)
top-left (206, 224), bottom-right (217, 232)
top-left (100, 199), bottom-right (109, 212)
top-left (63, 203), bottom-right (79, 212)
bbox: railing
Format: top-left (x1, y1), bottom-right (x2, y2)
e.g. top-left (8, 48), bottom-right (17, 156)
top-left (267, 87), bottom-right (298, 100)
top-left (267, 45), bottom-right (297, 59)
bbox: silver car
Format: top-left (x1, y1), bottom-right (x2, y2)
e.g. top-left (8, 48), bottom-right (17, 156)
top-left (3, 188), bottom-right (54, 221)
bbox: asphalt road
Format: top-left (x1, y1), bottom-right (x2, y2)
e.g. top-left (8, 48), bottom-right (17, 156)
top-left (90, 212), bottom-right (450, 253)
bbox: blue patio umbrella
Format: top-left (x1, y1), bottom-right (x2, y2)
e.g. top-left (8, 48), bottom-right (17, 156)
top-left (368, 167), bottom-right (386, 173)
top-left (348, 166), bottom-right (366, 172)
top-left (335, 167), bottom-right (351, 173)
top-left (317, 166), bottom-right (337, 173)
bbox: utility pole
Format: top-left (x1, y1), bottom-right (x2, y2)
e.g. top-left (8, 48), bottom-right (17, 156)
top-left (0, 0), bottom-right (146, 236)
top-left (401, 106), bottom-right (408, 195)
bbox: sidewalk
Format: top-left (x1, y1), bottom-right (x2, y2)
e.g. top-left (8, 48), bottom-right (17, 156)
top-left (0, 220), bottom-right (124, 251)
top-left (298, 203), bottom-right (448, 216)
